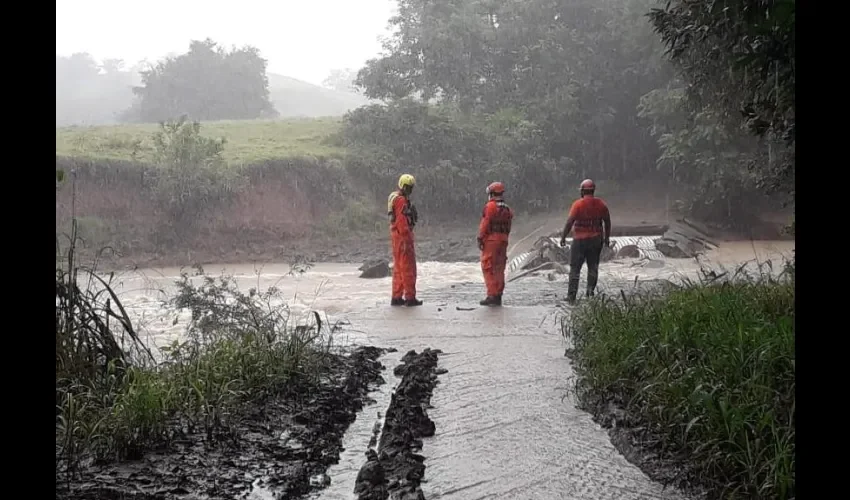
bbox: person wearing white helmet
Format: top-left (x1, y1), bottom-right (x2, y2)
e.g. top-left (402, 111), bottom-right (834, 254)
top-left (559, 179), bottom-right (611, 304)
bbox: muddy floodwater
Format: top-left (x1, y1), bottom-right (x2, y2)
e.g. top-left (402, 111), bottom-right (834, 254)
top-left (107, 240), bottom-right (794, 500)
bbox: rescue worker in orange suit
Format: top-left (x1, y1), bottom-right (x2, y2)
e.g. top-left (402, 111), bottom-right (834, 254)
top-left (389, 174), bottom-right (423, 306)
top-left (478, 182), bottom-right (514, 306)
top-left (559, 179), bottom-right (611, 304)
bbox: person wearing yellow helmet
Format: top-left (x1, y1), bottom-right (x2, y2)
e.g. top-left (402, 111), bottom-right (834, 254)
top-left (388, 174), bottom-right (422, 306)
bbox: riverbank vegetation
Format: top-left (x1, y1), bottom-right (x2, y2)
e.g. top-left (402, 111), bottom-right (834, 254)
top-left (564, 264), bottom-right (795, 499)
top-left (56, 223), bottom-right (335, 478)
top-left (55, 117), bottom-right (375, 267)
top-left (563, 1), bottom-right (794, 498)
top-left (56, 0), bottom-right (794, 270)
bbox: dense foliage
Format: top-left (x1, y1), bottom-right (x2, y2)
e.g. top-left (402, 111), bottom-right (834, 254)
top-left (57, 255), bottom-right (330, 474)
top-left (340, 0), bottom-right (792, 224)
top-left (344, 0), bottom-right (668, 217)
top-left (648, 0), bottom-right (795, 198)
top-left (56, 0), bottom-right (796, 247)
top-left (129, 39), bottom-right (277, 123)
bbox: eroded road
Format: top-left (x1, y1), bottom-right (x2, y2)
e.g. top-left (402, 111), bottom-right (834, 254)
top-left (116, 240), bottom-right (793, 500)
top-left (325, 284), bottom-right (688, 500)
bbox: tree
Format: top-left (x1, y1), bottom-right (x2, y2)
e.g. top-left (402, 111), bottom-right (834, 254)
top-left (56, 53), bottom-right (139, 126)
top-left (341, 0), bottom-right (791, 224)
top-left (638, 82), bottom-right (775, 227)
top-left (322, 68), bottom-right (359, 93)
top-left (130, 39), bottom-right (277, 123)
top-left (350, 0), bottom-right (673, 195)
top-left (647, 0), bottom-right (795, 198)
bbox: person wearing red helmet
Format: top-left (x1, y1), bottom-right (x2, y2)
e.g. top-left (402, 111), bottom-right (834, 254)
top-left (478, 181), bottom-right (514, 306)
top-left (559, 179), bottom-right (611, 304)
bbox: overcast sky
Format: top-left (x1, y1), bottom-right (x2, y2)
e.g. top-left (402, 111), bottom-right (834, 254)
top-left (56, 0), bottom-right (397, 86)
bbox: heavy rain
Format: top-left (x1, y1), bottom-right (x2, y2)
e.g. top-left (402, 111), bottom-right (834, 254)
top-left (56, 1), bottom-right (795, 499)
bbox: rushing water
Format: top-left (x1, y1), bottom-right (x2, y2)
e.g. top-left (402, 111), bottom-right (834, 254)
top-left (106, 240), bottom-right (794, 500)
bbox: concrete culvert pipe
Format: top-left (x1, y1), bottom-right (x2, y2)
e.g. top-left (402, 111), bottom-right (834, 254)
top-left (615, 244), bottom-right (641, 259)
top-left (506, 233), bottom-right (692, 281)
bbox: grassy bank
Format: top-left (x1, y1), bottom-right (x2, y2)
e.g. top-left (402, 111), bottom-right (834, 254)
top-left (54, 117), bottom-right (489, 268)
top-left (55, 117), bottom-right (386, 267)
top-left (56, 117), bottom-right (345, 164)
top-left (56, 116), bottom-right (764, 269)
top-left (56, 231), bottom-right (335, 477)
top-left (563, 267), bottom-right (795, 499)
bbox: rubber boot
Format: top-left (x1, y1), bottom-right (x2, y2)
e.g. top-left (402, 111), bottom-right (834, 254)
top-left (480, 296), bottom-right (499, 306)
top-left (405, 298), bottom-right (423, 306)
top-left (586, 289), bottom-right (595, 298)
top-left (391, 298), bottom-right (405, 306)
top-left (494, 295), bottom-right (503, 306)
top-left (587, 267), bottom-right (599, 297)
top-left (566, 278), bottom-right (580, 306)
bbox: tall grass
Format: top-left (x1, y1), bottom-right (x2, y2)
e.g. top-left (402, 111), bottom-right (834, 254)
top-left (563, 264), bottom-right (795, 499)
top-left (57, 263), bottom-right (334, 477)
top-left (56, 172), bottom-right (334, 478)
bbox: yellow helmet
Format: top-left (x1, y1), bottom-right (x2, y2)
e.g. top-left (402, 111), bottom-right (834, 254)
top-left (398, 174), bottom-right (416, 190)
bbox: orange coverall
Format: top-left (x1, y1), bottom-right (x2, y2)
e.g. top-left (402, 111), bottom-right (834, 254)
top-left (478, 198), bottom-right (514, 297)
top-left (389, 190), bottom-right (417, 300)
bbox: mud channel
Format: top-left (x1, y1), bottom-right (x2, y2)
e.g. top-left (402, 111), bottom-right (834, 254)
top-left (61, 239), bottom-right (794, 500)
top-left (354, 348), bottom-right (444, 500)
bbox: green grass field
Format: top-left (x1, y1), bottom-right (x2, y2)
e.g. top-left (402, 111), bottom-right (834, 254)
top-left (55, 118), bottom-right (345, 164)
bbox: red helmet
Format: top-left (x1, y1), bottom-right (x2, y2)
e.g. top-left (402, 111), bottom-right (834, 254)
top-left (580, 179), bottom-right (596, 191)
top-left (486, 181), bottom-right (505, 195)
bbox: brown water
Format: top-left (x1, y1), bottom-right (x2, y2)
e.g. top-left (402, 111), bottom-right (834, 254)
top-left (108, 240), bottom-right (794, 500)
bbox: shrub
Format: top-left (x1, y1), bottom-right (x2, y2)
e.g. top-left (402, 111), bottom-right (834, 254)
top-left (56, 228), bottom-right (331, 476)
top-left (149, 117), bottom-right (244, 228)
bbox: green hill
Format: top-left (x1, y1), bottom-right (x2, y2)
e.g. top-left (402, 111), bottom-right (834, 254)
top-left (268, 73), bottom-right (372, 118)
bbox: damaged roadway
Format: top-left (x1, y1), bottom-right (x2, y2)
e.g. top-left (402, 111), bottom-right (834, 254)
top-left (353, 348), bottom-right (445, 500)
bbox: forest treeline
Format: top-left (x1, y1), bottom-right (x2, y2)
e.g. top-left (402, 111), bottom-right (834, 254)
top-left (58, 0), bottom-right (794, 229)
top-left (342, 0), bottom-right (794, 225)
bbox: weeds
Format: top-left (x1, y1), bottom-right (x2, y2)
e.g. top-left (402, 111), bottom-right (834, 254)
top-left (150, 117), bottom-right (244, 229)
top-left (56, 178), bottom-right (155, 473)
top-left (57, 238), bottom-right (332, 479)
top-left (563, 263), bottom-right (795, 499)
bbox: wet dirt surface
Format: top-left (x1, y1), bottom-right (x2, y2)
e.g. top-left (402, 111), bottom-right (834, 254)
top-left (80, 240), bottom-right (793, 500)
top-left (347, 292), bottom-right (693, 500)
top-left (101, 228), bottom-right (483, 272)
top-left (354, 349), bottom-right (443, 500)
top-left (581, 397), bottom-right (706, 500)
top-left (57, 346), bottom-right (389, 500)
top-left (306, 351), bottom-right (399, 500)
top-left (94, 209), bottom-right (674, 272)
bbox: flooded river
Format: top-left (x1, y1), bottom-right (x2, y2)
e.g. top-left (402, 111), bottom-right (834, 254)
top-left (107, 240), bottom-right (794, 500)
